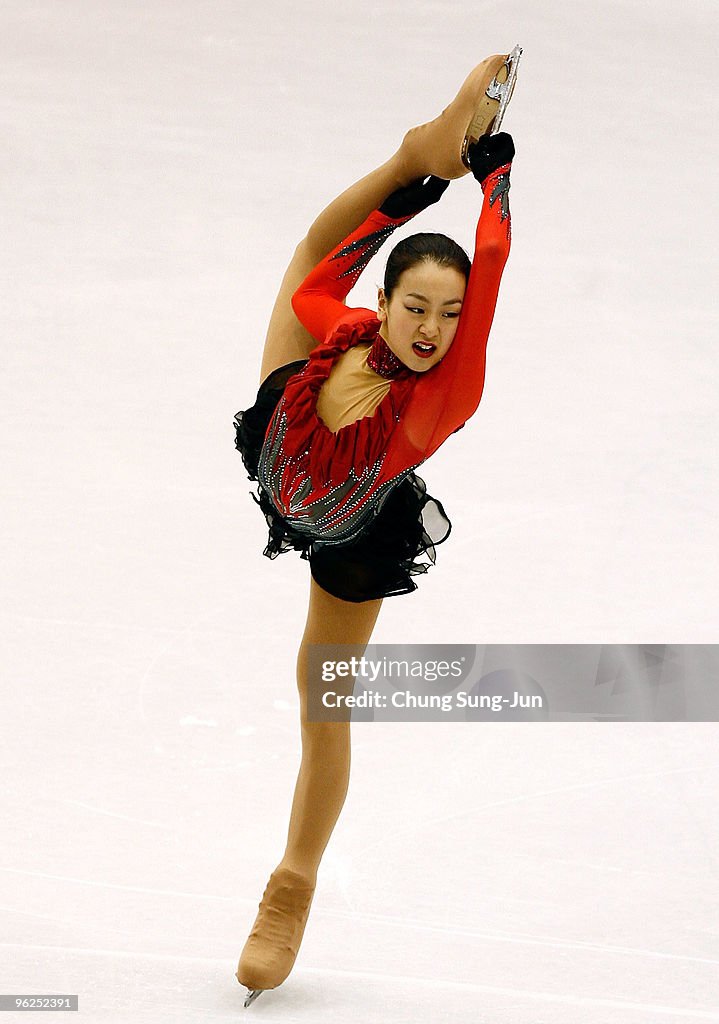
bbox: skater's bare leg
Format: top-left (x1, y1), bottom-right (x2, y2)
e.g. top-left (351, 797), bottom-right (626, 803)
top-left (259, 53), bottom-right (509, 383)
top-left (275, 576), bottom-right (383, 886)
top-left (235, 579), bottom-right (382, 995)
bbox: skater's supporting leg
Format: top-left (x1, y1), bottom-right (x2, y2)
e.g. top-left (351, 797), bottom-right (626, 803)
top-left (276, 576), bottom-right (383, 885)
top-left (258, 53), bottom-right (509, 383)
top-left (236, 578), bottom-right (382, 995)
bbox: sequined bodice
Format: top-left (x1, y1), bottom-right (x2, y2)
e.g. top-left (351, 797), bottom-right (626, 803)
top-left (256, 318), bottom-right (420, 547)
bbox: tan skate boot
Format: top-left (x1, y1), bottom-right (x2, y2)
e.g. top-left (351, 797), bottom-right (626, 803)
top-left (398, 51), bottom-right (518, 181)
top-left (236, 868), bottom-right (316, 1007)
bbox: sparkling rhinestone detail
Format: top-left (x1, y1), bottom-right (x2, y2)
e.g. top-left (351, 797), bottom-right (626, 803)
top-left (257, 401), bottom-right (421, 547)
top-left (486, 165), bottom-right (512, 241)
top-left (366, 334), bottom-right (406, 378)
top-left (330, 224), bottom-right (401, 286)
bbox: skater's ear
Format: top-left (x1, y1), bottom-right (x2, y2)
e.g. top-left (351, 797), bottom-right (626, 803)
top-left (377, 287), bottom-right (388, 322)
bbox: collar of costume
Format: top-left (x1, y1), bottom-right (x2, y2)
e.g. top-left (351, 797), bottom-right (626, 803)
top-left (274, 313), bottom-right (416, 487)
top-left (367, 333), bottom-right (407, 378)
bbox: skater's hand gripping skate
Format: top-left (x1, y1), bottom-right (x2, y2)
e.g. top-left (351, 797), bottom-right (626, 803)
top-left (466, 132), bottom-right (515, 185)
top-left (379, 175), bottom-right (449, 219)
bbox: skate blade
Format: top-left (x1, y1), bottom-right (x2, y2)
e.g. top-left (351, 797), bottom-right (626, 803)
top-left (244, 988), bottom-right (263, 1008)
top-left (489, 44), bottom-right (523, 136)
top-left (460, 44), bottom-right (523, 168)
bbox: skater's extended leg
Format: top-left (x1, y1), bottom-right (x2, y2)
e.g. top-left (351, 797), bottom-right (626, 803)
top-left (259, 154), bottom-right (417, 384)
top-left (259, 53), bottom-right (509, 383)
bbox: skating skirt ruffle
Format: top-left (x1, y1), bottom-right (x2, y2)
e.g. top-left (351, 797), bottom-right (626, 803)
top-left (233, 360), bottom-right (451, 603)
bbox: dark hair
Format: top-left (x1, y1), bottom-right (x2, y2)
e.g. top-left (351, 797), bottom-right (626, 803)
top-left (383, 233), bottom-right (471, 300)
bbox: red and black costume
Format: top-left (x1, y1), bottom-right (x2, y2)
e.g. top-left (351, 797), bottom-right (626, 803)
top-left (234, 161), bottom-right (512, 602)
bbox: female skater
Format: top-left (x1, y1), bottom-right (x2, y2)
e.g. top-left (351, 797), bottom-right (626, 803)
top-left (233, 50), bottom-right (519, 1006)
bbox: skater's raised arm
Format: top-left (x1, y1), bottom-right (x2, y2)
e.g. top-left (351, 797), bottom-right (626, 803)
top-left (291, 176), bottom-right (449, 346)
top-left (398, 135), bottom-right (514, 458)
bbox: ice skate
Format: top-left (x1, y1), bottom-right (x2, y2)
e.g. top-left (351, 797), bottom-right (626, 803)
top-left (398, 46), bottom-right (522, 181)
top-left (461, 44), bottom-right (522, 167)
top-left (236, 867), bottom-right (316, 1007)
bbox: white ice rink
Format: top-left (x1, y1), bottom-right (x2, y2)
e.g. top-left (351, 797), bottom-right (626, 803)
top-left (2, 1), bottom-right (718, 1021)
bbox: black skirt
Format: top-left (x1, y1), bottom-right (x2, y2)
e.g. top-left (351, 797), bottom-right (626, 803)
top-left (233, 360), bottom-right (451, 603)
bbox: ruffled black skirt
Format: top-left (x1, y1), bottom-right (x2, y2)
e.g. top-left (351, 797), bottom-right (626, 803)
top-left (233, 360), bottom-right (451, 603)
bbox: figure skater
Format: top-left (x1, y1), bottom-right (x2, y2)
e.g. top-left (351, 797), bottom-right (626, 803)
top-left (233, 49), bottom-right (520, 1006)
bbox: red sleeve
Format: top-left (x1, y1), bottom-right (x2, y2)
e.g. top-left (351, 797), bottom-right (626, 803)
top-left (398, 162), bottom-right (513, 459)
top-left (291, 209), bottom-right (413, 344)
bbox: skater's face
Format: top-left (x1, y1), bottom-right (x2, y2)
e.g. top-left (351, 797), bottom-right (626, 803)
top-left (377, 261), bottom-right (466, 372)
